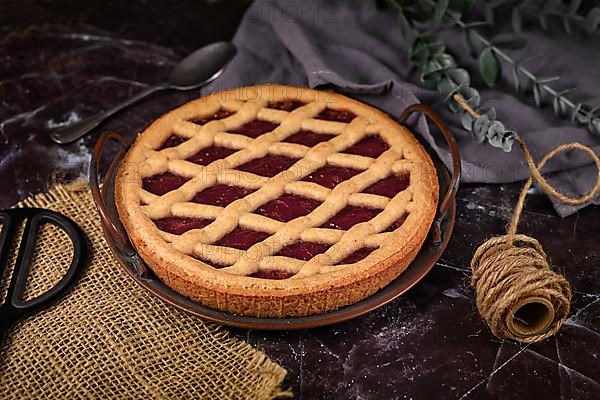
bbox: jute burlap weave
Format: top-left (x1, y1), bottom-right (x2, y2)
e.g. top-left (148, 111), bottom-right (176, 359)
top-left (0, 183), bottom-right (289, 399)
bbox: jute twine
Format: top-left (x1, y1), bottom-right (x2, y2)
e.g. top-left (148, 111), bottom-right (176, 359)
top-left (0, 182), bottom-right (290, 399)
top-left (454, 94), bottom-right (600, 343)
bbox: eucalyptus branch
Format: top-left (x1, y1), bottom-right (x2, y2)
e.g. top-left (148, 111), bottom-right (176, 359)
top-left (486, 0), bottom-right (600, 35)
top-left (385, 0), bottom-right (600, 151)
top-left (386, 0), bottom-right (518, 150)
top-left (457, 16), bottom-right (600, 136)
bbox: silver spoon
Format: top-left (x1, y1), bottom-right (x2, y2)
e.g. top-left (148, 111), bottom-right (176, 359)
top-left (51, 41), bottom-right (236, 144)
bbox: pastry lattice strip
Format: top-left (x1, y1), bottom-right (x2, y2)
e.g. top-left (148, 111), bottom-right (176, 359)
top-left (137, 96), bottom-right (418, 277)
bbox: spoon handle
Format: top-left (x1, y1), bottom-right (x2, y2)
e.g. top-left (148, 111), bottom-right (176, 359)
top-left (50, 84), bottom-right (166, 144)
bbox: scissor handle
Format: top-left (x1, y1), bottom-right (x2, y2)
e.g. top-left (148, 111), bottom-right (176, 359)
top-left (0, 208), bottom-right (87, 341)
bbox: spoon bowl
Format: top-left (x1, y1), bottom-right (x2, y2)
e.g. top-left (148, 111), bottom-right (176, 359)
top-left (51, 41), bottom-right (237, 144)
top-left (167, 42), bottom-right (236, 89)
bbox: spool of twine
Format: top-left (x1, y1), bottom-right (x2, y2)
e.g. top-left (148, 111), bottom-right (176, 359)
top-left (454, 94), bottom-right (600, 343)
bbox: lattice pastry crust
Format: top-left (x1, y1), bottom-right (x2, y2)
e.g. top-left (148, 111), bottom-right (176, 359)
top-left (116, 84), bottom-right (438, 317)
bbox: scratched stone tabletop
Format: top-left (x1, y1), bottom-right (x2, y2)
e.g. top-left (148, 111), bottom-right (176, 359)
top-left (1, 1), bottom-right (599, 399)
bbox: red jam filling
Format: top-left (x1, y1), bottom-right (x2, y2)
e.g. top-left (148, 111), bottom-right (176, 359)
top-left (343, 136), bottom-right (389, 158)
top-left (187, 146), bottom-right (237, 165)
top-left (255, 194), bottom-right (321, 222)
top-left (159, 134), bottom-right (187, 150)
top-left (268, 100), bottom-right (306, 111)
top-left (284, 130), bottom-right (335, 147)
top-left (276, 241), bottom-right (329, 261)
top-left (229, 119), bottom-right (279, 138)
top-left (302, 165), bottom-right (362, 189)
top-left (339, 247), bottom-right (377, 264)
top-left (153, 115), bottom-right (413, 278)
top-left (384, 213), bottom-right (409, 232)
top-left (154, 217), bottom-right (212, 235)
top-left (192, 109), bottom-right (233, 124)
top-left (215, 227), bottom-right (270, 250)
top-left (322, 206), bottom-right (381, 230)
top-left (316, 108), bottom-right (356, 123)
top-left (363, 172), bottom-right (410, 198)
top-left (249, 241), bottom-right (330, 280)
top-left (237, 155), bottom-right (298, 177)
top-left (142, 173), bottom-right (190, 196)
top-left (192, 184), bottom-right (255, 207)
top-left (250, 270), bottom-right (295, 279)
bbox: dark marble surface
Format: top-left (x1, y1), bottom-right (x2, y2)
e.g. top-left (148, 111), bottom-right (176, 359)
top-left (1, 1), bottom-right (598, 399)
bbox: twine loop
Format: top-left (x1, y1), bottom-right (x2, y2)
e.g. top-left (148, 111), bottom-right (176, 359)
top-left (455, 93), bottom-right (600, 343)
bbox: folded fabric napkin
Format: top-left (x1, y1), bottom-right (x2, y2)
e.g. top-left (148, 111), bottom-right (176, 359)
top-left (203, 0), bottom-right (600, 216)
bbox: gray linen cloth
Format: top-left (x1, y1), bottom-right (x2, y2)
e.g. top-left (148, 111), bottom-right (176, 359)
top-left (203, 0), bottom-right (600, 216)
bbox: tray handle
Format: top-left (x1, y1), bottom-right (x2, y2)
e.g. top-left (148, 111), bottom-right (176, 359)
top-left (89, 131), bottom-right (130, 250)
top-left (399, 104), bottom-right (461, 248)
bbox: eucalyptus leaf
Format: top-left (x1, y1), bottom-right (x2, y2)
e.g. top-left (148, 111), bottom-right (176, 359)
top-left (512, 64), bottom-right (521, 92)
top-left (441, 9), bottom-right (461, 26)
top-left (543, 0), bottom-right (561, 11)
top-left (408, 6), bottom-right (429, 22)
top-left (433, 0), bottom-right (449, 26)
top-left (562, 18), bottom-right (572, 35)
top-left (533, 82), bottom-right (542, 106)
top-left (512, 7), bottom-right (522, 33)
top-left (409, 35), bottom-right (443, 62)
top-left (520, 54), bottom-right (544, 66)
top-left (463, 28), bottom-right (480, 58)
top-left (501, 130), bottom-right (516, 152)
top-left (425, 39), bottom-right (445, 54)
top-left (434, 53), bottom-right (457, 68)
top-left (584, 8), bottom-right (600, 33)
top-left (447, 68), bottom-right (470, 86)
top-left (398, 12), bottom-right (412, 38)
top-left (574, 105), bottom-right (591, 124)
top-left (571, 103), bottom-right (582, 122)
top-left (461, 112), bottom-right (474, 131)
top-left (449, 100), bottom-right (462, 114)
top-left (412, 45), bottom-right (433, 62)
top-left (421, 74), bottom-right (439, 90)
top-left (487, 120), bottom-right (505, 142)
top-left (589, 117), bottom-right (600, 134)
top-left (490, 33), bottom-right (526, 49)
top-left (472, 113), bottom-right (492, 144)
top-left (437, 78), bottom-right (462, 101)
top-left (537, 76), bottom-right (560, 84)
top-left (421, 59), bottom-right (444, 77)
top-left (462, 86), bottom-right (481, 108)
top-left (484, 108), bottom-right (497, 120)
top-left (485, 4), bottom-right (495, 25)
top-left (567, 0), bottom-right (581, 15)
top-left (538, 15), bottom-right (548, 30)
top-left (557, 87), bottom-right (576, 97)
top-left (463, 21), bottom-right (489, 29)
top-left (488, 0), bottom-right (507, 8)
top-left (553, 96), bottom-right (569, 115)
top-left (418, 0), bottom-right (435, 14)
top-left (479, 48), bottom-right (500, 87)
top-left (590, 118), bottom-right (600, 135)
top-left (408, 41), bottom-right (426, 62)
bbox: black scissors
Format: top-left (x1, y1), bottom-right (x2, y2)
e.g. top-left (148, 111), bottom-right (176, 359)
top-left (0, 208), bottom-right (87, 347)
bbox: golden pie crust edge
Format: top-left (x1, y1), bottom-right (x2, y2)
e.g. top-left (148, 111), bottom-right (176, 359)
top-left (115, 84), bottom-right (439, 318)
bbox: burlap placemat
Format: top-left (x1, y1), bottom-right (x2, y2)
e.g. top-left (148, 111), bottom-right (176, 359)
top-left (0, 183), bottom-right (289, 399)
